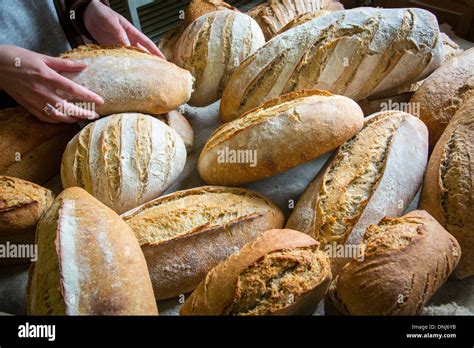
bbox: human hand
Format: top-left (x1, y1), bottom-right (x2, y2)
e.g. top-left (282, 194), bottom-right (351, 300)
top-left (0, 45), bottom-right (104, 123)
top-left (83, 0), bottom-right (165, 58)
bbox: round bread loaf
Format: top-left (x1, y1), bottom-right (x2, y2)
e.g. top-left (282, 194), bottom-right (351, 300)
top-left (61, 113), bottom-right (186, 214)
top-left (174, 10), bottom-right (265, 107)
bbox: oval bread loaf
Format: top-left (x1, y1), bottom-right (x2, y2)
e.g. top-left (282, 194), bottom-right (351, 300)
top-left (0, 107), bottom-right (79, 184)
top-left (286, 111), bottom-right (429, 274)
top-left (220, 7), bottom-right (444, 122)
top-left (174, 10), bottom-right (265, 107)
top-left (0, 176), bottom-right (54, 265)
top-left (325, 210), bottom-right (461, 315)
top-left (419, 98), bottom-right (474, 279)
top-left (410, 47), bottom-right (474, 149)
top-left (154, 110), bottom-right (194, 152)
top-left (180, 229), bottom-right (331, 315)
top-left (60, 45), bottom-right (194, 116)
top-left (199, 90), bottom-right (364, 186)
top-left (27, 187), bottom-right (158, 315)
top-left (184, 0), bottom-right (238, 28)
top-left (122, 186), bottom-right (284, 300)
top-left (61, 113), bottom-right (186, 214)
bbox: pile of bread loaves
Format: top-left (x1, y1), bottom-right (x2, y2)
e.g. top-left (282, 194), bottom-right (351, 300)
top-left (0, 0), bottom-right (472, 316)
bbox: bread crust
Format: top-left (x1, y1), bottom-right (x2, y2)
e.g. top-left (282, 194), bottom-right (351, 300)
top-left (27, 187), bottom-right (158, 315)
top-left (419, 98), bottom-right (474, 279)
top-left (122, 186), bottom-right (285, 299)
top-left (154, 110), bottom-right (194, 152)
top-left (199, 90), bottom-right (364, 185)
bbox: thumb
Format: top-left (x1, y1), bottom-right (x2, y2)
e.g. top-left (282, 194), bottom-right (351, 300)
top-left (43, 56), bottom-right (87, 72)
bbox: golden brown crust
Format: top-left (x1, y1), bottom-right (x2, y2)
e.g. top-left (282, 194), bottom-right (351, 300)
top-left (180, 229), bottom-right (331, 315)
top-left (419, 98), bottom-right (474, 279)
top-left (60, 44), bottom-right (153, 59)
top-left (326, 210), bottom-right (461, 315)
top-left (154, 110), bottom-right (194, 152)
top-left (184, 0), bottom-right (238, 27)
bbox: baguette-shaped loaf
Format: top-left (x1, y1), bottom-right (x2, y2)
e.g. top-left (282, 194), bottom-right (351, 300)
top-left (60, 45), bottom-right (194, 116)
top-left (220, 8), bottom-right (444, 122)
top-left (419, 98), bottom-right (474, 279)
top-left (122, 186), bottom-right (284, 300)
top-left (286, 111), bottom-right (428, 273)
top-left (199, 90), bottom-right (364, 185)
top-left (247, 0), bottom-right (343, 40)
top-left (0, 176), bottom-right (54, 265)
top-left (27, 187), bottom-right (158, 315)
top-left (325, 210), bottom-right (461, 315)
top-left (180, 229), bottom-right (331, 315)
top-left (0, 107), bottom-right (79, 184)
top-left (410, 47), bottom-right (474, 148)
top-left (174, 10), bottom-right (265, 107)
top-left (61, 113), bottom-right (186, 214)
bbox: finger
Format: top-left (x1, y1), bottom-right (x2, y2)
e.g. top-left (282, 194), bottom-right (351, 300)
top-left (43, 56), bottom-right (87, 72)
top-left (51, 97), bottom-right (100, 121)
top-left (42, 102), bottom-right (80, 123)
top-left (122, 20), bottom-right (165, 58)
top-left (21, 99), bottom-right (60, 124)
top-left (109, 18), bottom-right (131, 46)
top-left (48, 72), bottom-right (104, 105)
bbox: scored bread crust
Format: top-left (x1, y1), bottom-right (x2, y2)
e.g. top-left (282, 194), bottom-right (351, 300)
top-left (184, 0), bottom-right (238, 28)
top-left (122, 186), bottom-right (285, 300)
top-left (410, 47), bottom-right (474, 149)
top-left (419, 98), bottom-right (474, 279)
top-left (325, 210), bottom-right (461, 315)
top-left (60, 44), bottom-right (194, 116)
top-left (180, 229), bottom-right (331, 315)
top-left (27, 187), bottom-right (158, 315)
top-left (199, 90), bottom-right (364, 185)
top-left (286, 111), bottom-right (428, 274)
top-left (220, 7), bottom-right (444, 122)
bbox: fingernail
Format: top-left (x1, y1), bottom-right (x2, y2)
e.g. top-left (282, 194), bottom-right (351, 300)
top-left (96, 96), bottom-right (105, 104)
top-left (88, 112), bottom-right (100, 120)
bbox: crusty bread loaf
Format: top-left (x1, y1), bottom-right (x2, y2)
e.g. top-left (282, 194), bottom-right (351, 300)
top-left (180, 229), bottom-right (331, 315)
top-left (184, 0), bottom-right (237, 27)
top-left (199, 90), bottom-right (364, 185)
top-left (276, 10), bottom-right (331, 34)
top-left (27, 187), bottom-right (158, 315)
top-left (0, 107), bottom-right (79, 184)
top-left (61, 113), bottom-right (186, 214)
top-left (419, 98), bottom-right (474, 279)
top-left (286, 111), bottom-right (428, 274)
top-left (410, 47), bottom-right (474, 149)
top-left (154, 110), bottom-right (194, 152)
top-left (60, 45), bottom-right (194, 116)
top-left (174, 10), bottom-right (265, 107)
top-left (220, 8), bottom-right (444, 122)
top-left (247, 0), bottom-right (343, 40)
top-left (325, 210), bottom-right (461, 315)
top-left (122, 186), bottom-right (284, 300)
top-left (0, 176), bottom-right (54, 265)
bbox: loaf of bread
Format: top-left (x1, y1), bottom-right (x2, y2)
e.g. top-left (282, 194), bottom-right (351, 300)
top-left (184, 0), bottom-right (237, 27)
top-left (410, 47), bottom-right (474, 148)
top-left (0, 107), bottom-right (79, 184)
top-left (325, 210), bottom-right (461, 315)
top-left (60, 45), bottom-right (194, 116)
top-left (61, 113), bottom-right (186, 214)
top-left (199, 90), bottom-right (364, 185)
top-left (220, 8), bottom-right (444, 122)
top-left (247, 0), bottom-right (343, 40)
top-left (286, 111), bottom-right (429, 274)
top-left (180, 229), bottom-right (331, 315)
top-left (419, 98), bottom-right (473, 279)
top-left (174, 10), bottom-right (265, 107)
top-left (122, 186), bottom-right (284, 300)
top-left (154, 110), bottom-right (194, 152)
top-left (276, 10), bottom-right (331, 34)
top-left (27, 187), bottom-right (158, 315)
top-left (0, 176), bottom-right (54, 265)
top-left (158, 27), bottom-right (183, 61)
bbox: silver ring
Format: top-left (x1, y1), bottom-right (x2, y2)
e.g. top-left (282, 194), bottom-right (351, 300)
top-left (42, 103), bottom-right (54, 115)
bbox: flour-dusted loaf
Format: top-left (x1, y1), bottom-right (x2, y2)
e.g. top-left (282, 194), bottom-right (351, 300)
top-left (325, 210), bottom-right (461, 315)
top-left (154, 110), bottom-right (194, 152)
top-left (122, 186), bottom-right (284, 300)
top-left (247, 0), bottom-right (343, 40)
top-left (0, 176), bottom-right (54, 265)
top-left (276, 10), bottom-right (331, 34)
top-left (27, 187), bottom-right (158, 315)
top-left (410, 47), bottom-right (474, 148)
top-left (419, 98), bottom-right (474, 279)
top-left (286, 111), bottom-right (429, 274)
top-left (60, 45), bottom-right (194, 116)
top-left (199, 90), bottom-right (364, 185)
top-left (220, 7), bottom-right (444, 122)
top-left (174, 10), bottom-right (265, 107)
top-left (61, 113), bottom-right (186, 214)
top-left (184, 0), bottom-right (238, 27)
top-left (180, 229), bottom-right (331, 315)
top-left (0, 107), bottom-right (79, 184)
